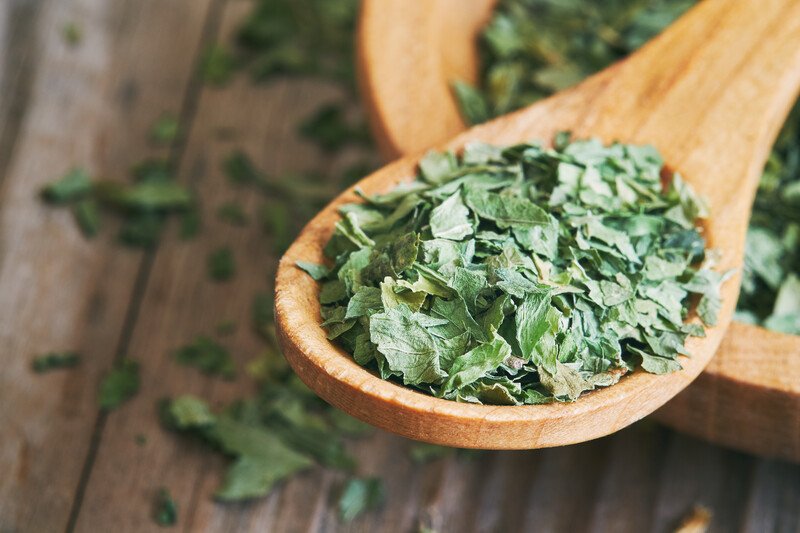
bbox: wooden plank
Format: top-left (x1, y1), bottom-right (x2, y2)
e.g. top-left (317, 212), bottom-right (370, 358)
top-left (649, 433), bottom-right (754, 532)
top-left (2, 1), bottom-right (796, 532)
top-left (0, 0), bottom-right (214, 531)
top-left (740, 459), bottom-right (800, 532)
top-left (70, 1), bottom-right (351, 529)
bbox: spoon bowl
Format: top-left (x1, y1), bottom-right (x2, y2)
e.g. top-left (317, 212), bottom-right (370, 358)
top-left (276, 0), bottom-right (800, 449)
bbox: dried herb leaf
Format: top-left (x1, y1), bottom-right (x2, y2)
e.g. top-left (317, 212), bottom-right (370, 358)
top-left (174, 336), bottom-right (236, 379)
top-left (98, 358), bottom-right (140, 410)
top-left (338, 477), bottom-right (385, 522)
top-left (208, 247), bottom-right (236, 281)
top-left (153, 488), bottom-right (178, 527)
top-left (150, 115), bottom-right (180, 145)
top-left (306, 136), bottom-right (725, 403)
top-left (32, 352), bottom-right (80, 373)
top-left (41, 168), bottom-right (92, 204)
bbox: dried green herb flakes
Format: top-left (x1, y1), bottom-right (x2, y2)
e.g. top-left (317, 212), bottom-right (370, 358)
top-left (32, 352), bottom-right (81, 373)
top-left (463, 0), bottom-right (800, 335)
top-left (303, 136), bottom-right (725, 404)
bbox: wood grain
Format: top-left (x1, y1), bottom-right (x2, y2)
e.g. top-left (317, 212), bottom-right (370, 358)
top-left (0, 0), bottom-right (213, 531)
top-left (70, 2), bottom-right (353, 530)
top-left (356, 0), bottom-right (800, 461)
top-left (1, 0), bottom-right (799, 531)
top-left (277, 0), bottom-right (800, 449)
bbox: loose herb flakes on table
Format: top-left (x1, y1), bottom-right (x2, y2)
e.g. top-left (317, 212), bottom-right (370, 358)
top-left (302, 136), bottom-right (726, 403)
top-left (32, 352), bottom-right (80, 373)
top-left (208, 247), bottom-right (236, 281)
top-left (455, 0), bottom-right (693, 123)
top-left (98, 357), bottom-right (140, 410)
top-left (40, 160), bottom-right (192, 247)
top-left (153, 487), bottom-right (178, 527)
top-left (174, 336), bottom-right (236, 379)
top-left (338, 477), bottom-right (385, 522)
top-left (462, 0), bottom-right (800, 335)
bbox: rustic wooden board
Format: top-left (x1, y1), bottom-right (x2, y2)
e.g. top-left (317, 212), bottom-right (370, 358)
top-left (0, 0), bottom-right (214, 531)
top-left (1, 1), bottom-right (799, 532)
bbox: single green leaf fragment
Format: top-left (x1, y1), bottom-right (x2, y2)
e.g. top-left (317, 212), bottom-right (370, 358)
top-left (168, 395), bottom-right (217, 428)
top-left (210, 415), bottom-right (313, 501)
top-left (150, 114), bottom-right (180, 144)
top-left (174, 336), bottom-right (236, 379)
top-left (41, 168), bottom-right (92, 204)
top-left (98, 358), bottom-right (140, 410)
top-left (216, 202), bottom-right (249, 226)
top-left (153, 488), bottom-right (178, 527)
top-left (296, 261), bottom-right (330, 281)
top-left (32, 352), bottom-right (80, 373)
top-left (72, 199), bottom-right (101, 238)
top-left (200, 45), bottom-right (236, 86)
top-left (62, 22), bottom-right (82, 46)
top-left (338, 477), bottom-right (385, 522)
top-left (208, 247), bottom-right (236, 281)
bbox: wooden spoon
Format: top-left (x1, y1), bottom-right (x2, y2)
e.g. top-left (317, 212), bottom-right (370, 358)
top-left (357, 0), bottom-right (800, 459)
top-left (276, 0), bottom-right (800, 449)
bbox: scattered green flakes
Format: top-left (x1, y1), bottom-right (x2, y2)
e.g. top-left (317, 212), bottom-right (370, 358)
top-left (131, 158), bottom-right (173, 183)
top-left (261, 202), bottom-right (292, 253)
top-left (200, 44), bottom-right (236, 86)
top-left (135, 433), bottom-right (148, 446)
top-left (739, 102), bottom-right (800, 331)
top-left (460, 0), bottom-right (693, 123)
top-left (96, 180), bottom-right (192, 212)
top-left (252, 292), bottom-right (274, 340)
top-left (41, 168), bottom-right (92, 204)
top-left (174, 336), bottom-right (236, 379)
top-left (72, 198), bottom-right (101, 238)
top-left (32, 352), bottom-right (80, 373)
top-left (306, 136), bottom-right (726, 404)
top-left (118, 213), bottom-right (165, 248)
top-left (216, 202), bottom-right (249, 226)
top-left (153, 488), bottom-right (178, 527)
top-left (211, 414), bottom-right (313, 501)
top-left (236, 0), bottom-right (359, 84)
top-left (298, 103), bottom-right (371, 152)
top-left (62, 22), bottom-right (82, 46)
top-left (223, 151), bottom-right (266, 187)
top-left (245, 349), bottom-right (288, 383)
top-left (338, 477), bottom-right (385, 522)
top-left (208, 247), bottom-right (236, 282)
top-left (179, 202), bottom-right (202, 239)
top-left (163, 395), bottom-right (314, 501)
top-left (150, 114), bottom-right (180, 145)
top-left (216, 320), bottom-right (237, 336)
top-left (98, 357), bottom-right (140, 410)
top-left (167, 395), bottom-right (217, 428)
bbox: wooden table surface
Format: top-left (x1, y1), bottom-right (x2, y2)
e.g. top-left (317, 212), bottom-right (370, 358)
top-left (1, 1), bottom-right (798, 532)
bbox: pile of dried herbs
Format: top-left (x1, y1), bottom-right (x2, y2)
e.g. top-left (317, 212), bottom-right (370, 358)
top-left (456, 0), bottom-right (800, 335)
top-left (303, 135), bottom-right (725, 403)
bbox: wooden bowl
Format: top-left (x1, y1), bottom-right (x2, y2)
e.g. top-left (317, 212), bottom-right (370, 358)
top-left (357, 0), bottom-right (800, 461)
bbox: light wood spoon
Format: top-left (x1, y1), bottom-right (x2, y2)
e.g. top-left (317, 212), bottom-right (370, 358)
top-left (357, 0), bottom-right (800, 459)
top-left (276, 0), bottom-right (800, 449)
